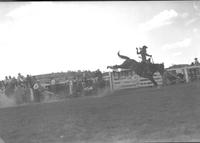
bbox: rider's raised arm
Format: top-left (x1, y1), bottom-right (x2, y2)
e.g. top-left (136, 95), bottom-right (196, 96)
top-left (136, 48), bottom-right (140, 54)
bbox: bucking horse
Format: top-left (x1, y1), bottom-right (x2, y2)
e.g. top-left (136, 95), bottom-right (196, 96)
top-left (107, 51), bottom-right (165, 86)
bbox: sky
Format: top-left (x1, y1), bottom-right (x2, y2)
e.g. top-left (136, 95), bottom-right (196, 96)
top-left (0, 1), bottom-right (200, 79)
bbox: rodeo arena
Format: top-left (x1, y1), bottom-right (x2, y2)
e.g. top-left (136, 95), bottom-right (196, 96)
top-left (0, 51), bottom-right (200, 105)
top-left (1, 46), bottom-right (200, 143)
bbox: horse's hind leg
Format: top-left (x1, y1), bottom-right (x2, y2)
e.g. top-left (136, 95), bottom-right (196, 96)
top-left (149, 77), bottom-right (158, 87)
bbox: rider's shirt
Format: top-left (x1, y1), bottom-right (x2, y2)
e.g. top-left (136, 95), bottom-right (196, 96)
top-left (140, 49), bottom-right (147, 62)
top-left (137, 48), bottom-right (148, 62)
top-left (137, 46), bottom-right (152, 63)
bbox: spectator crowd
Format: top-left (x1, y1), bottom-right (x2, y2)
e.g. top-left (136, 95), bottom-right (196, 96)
top-left (47, 70), bottom-right (109, 97)
top-left (0, 70), bottom-right (110, 104)
top-left (0, 73), bottom-right (44, 103)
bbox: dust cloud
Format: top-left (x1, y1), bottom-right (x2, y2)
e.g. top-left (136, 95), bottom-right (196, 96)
top-left (0, 93), bottom-right (16, 108)
top-left (92, 88), bottom-right (113, 98)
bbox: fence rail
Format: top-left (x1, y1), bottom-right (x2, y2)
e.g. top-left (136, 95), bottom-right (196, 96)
top-left (110, 71), bottom-right (163, 90)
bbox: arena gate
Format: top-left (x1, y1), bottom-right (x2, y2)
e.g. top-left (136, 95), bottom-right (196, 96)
top-left (166, 65), bottom-right (200, 83)
top-left (109, 69), bottom-right (163, 91)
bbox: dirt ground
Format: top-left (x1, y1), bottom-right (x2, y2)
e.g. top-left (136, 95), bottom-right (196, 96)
top-left (0, 81), bottom-right (200, 143)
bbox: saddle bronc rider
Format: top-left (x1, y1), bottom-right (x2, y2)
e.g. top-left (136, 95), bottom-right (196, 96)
top-left (136, 45), bottom-right (152, 63)
top-left (136, 45), bottom-right (153, 75)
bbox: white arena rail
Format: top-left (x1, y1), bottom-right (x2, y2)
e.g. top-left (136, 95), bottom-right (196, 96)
top-left (109, 70), bottom-right (163, 90)
top-left (112, 75), bottom-right (140, 90)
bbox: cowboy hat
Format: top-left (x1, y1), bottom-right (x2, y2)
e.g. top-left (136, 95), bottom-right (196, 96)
top-left (143, 45), bottom-right (148, 49)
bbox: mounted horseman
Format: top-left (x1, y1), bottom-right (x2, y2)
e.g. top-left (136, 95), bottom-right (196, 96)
top-left (107, 48), bottom-right (165, 87)
top-left (136, 45), bottom-right (153, 75)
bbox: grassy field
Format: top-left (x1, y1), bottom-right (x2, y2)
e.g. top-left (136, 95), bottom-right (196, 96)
top-left (0, 82), bottom-right (200, 143)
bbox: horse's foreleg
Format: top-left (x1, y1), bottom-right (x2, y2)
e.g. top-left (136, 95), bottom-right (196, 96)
top-left (107, 65), bottom-right (121, 69)
top-left (114, 65), bottom-right (128, 69)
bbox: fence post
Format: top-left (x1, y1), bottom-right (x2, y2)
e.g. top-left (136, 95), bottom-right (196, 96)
top-left (109, 72), bottom-right (113, 91)
top-left (184, 67), bottom-right (189, 83)
top-left (30, 88), bottom-right (34, 102)
top-left (69, 80), bottom-right (73, 95)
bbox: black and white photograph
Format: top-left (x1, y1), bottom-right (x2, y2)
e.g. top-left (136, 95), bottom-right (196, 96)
top-left (0, 1), bottom-right (200, 143)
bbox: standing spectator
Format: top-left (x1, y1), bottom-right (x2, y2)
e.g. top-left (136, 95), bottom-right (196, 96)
top-left (194, 58), bottom-right (200, 65)
top-left (18, 73), bottom-right (25, 86)
top-left (28, 75), bottom-right (35, 102)
top-left (17, 73), bottom-right (23, 87)
top-left (24, 75), bottom-right (32, 102)
top-left (33, 81), bottom-right (41, 102)
top-left (64, 81), bottom-right (70, 97)
top-left (77, 80), bottom-right (83, 96)
top-left (4, 76), bottom-right (9, 88)
top-left (1, 80), bottom-right (5, 90)
top-left (4, 76), bottom-right (15, 97)
top-left (8, 76), bottom-right (12, 84)
top-left (11, 77), bottom-right (18, 89)
top-left (25, 75), bottom-right (31, 88)
top-left (0, 80), bottom-right (4, 91)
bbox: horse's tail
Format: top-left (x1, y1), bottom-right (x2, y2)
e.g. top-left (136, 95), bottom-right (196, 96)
top-left (117, 51), bottom-right (130, 60)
